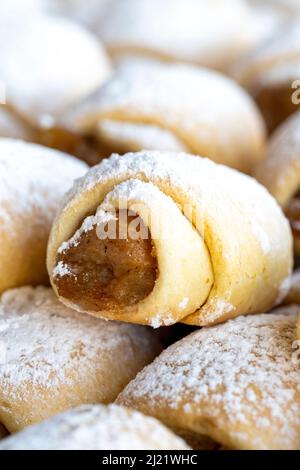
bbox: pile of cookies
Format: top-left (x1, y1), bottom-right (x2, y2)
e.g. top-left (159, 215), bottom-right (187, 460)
top-left (0, 0), bottom-right (299, 450)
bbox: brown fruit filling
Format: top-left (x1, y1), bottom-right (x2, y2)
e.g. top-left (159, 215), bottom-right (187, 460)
top-left (53, 210), bottom-right (158, 312)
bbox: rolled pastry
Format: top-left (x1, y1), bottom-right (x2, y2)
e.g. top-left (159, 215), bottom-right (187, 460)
top-left (97, 0), bottom-right (257, 70)
top-left (0, 139), bottom-right (87, 293)
top-left (0, 287), bottom-right (161, 433)
top-left (48, 150), bottom-right (292, 327)
top-left (62, 62), bottom-right (266, 173)
top-left (0, 11), bottom-right (111, 126)
top-left (255, 111), bottom-right (300, 255)
top-left (117, 307), bottom-right (300, 450)
top-left (234, 21), bottom-right (300, 133)
top-left (298, 314), bottom-right (300, 340)
top-left (0, 404), bottom-right (189, 450)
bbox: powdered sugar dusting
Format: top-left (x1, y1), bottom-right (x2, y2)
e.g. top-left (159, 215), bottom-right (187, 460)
top-left (118, 308), bottom-right (300, 449)
top-left (0, 404), bottom-right (190, 450)
top-left (0, 286), bottom-right (161, 410)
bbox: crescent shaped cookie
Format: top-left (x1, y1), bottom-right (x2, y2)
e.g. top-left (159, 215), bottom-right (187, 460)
top-left (0, 139), bottom-right (87, 293)
top-left (62, 61), bottom-right (266, 173)
top-left (0, 286), bottom-right (162, 433)
top-left (117, 307), bottom-right (300, 450)
top-left (47, 150), bottom-right (292, 327)
top-left (0, 424), bottom-right (8, 440)
top-left (0, 11), bottom-right (111, 125)
top-left (0, 404), bottom-right (189, 450)
top-left (255, 111), bottom-right (300, 254)
top-left (97, 0), bottom-right (256, 70)
top-left (234, 21), bottom-right (300, 133)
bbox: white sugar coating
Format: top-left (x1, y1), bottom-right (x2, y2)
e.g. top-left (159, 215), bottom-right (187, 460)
top-left (97, 119), bottom-right (187, 152)
top-left (0, 138), bottom-right (87, 231)
top-left (0, 286), bottom-right (160, 397)
top-left (234, 21), bottom-right (300, 87)
top-left (97, 0), bottom-right (256, 68)
top-left (0, 404), bottom-right (190, 450)
top-left (0, 11), bottom-right (111, 124)
top-left (118, 307), bottom-right (300, 449)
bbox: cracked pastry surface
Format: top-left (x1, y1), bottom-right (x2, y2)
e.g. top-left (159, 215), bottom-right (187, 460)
top-left (117, 307), bottom-right (300, 450)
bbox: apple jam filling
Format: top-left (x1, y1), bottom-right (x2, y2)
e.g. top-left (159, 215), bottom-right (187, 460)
top-left (53, 211), bottom-right (158, 312)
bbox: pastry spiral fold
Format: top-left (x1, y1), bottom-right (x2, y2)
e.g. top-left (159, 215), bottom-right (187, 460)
top-left (62, 62), bottom-right (266, 173)
top-left (117, 307), bottom-right (300, 450)
top-left (48, 151), bottom-right (292, 327)
top-left (255, 111), bottom-right (300, 254)
top-left (0, 287), bottom-right (161, 433)
top-left (0, 404), bottom-right (190, 450)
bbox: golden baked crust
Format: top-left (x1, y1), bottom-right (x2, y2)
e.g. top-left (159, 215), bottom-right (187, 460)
top-left (48, 150), bottom-right (292, 327)
top-left (0, 287), bottom-right (162, 433)
top-left (117, 307), bottom-right (300, 450)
